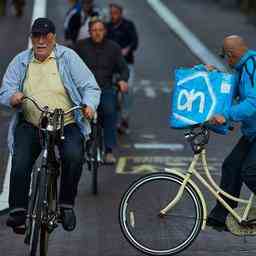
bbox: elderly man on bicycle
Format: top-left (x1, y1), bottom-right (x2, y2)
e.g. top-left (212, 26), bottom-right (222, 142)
top-left (0, 17), bottom-right (101, 233)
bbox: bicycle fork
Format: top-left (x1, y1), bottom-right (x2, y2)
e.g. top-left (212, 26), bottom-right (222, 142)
top-left (159, 154), bottom-right (200, 217)
top-left (159, 174), bottom-right (192, 217)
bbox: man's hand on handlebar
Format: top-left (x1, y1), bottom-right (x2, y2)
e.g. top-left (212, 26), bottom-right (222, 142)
top-left (10, 92), bottom-right (24, 107)
top-left (209, 115), bottom-right (226, 125)
top-left (82, 105), bottom-right (94, 120)
top-left (118, 81), bottom-right (128, 93)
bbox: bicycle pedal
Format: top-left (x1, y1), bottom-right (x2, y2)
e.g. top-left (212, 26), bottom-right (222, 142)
top-left (226, 207), bottom-right (256, 236)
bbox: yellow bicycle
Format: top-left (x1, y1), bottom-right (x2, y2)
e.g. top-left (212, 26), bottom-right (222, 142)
top-left (119, 125), bottom-right (256, 255)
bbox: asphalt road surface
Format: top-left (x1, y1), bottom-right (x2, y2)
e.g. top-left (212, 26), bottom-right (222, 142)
top-left (0, 0), bottom-right (256, 255)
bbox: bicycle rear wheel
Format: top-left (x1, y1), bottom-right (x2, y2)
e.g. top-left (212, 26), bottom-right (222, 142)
top-left (119, 172), bottom-right (203, 255)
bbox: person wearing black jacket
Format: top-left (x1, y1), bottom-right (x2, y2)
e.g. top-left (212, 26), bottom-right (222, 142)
top-left (75, 19), bottom-right (129, 164)
top-left (64, 0), bottom-right (100, 46)
top-left (64, 0), bottom-right (82, 45)
top-left (107, 3), bottom-right (138, 134)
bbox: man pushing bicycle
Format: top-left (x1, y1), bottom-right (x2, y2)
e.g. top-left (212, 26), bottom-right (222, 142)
top-left (207, 35), bottom-right (256, 231)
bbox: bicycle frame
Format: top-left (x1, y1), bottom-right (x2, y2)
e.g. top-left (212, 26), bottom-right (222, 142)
top-left (161, 149), bottom-right (255, 230)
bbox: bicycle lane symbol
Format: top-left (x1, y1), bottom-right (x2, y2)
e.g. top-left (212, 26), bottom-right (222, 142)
top-left (116, 156), bottom-right (222, 175)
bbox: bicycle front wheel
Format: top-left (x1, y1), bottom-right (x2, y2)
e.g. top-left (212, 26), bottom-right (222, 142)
top-left (27, 166), bottom-right (47, 256)
top-left (119, 172), bottom-right (204, 255)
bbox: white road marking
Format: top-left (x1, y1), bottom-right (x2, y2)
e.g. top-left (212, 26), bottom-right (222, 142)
top-left (116, 156), bottom-right (222, 175)
top-left (133, 79), bottom-right (172, 97)
top-left (134, 143), bottom-right (184, 151)
top-left (140, 134), bottom-right (156, 139)
top-left (144, 86), bottom-right (157, 98)
top-left (0, 0), bottom-right (47, 212)
top-left (147, 0), bottom-right (227, 71)
top-left (0, 155), bottom-right (11, 211)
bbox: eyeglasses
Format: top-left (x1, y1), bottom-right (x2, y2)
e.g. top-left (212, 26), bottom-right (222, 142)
top-left (218, 47), bottom-right (232, 59)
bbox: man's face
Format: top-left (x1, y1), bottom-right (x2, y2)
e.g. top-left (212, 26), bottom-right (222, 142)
top-left (83, 0), bottom-right (93, 14)
top-left (90, 22), bottom-right (106, 43)
top-left (222, 47), bottom-right (238, 68)
top-left (110, 6), bottom-right (122, 24)
top-left (31, 32), bottom-right (56, 62)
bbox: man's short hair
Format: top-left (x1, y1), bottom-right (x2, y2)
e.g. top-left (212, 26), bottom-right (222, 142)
top-left (109, 3), bottom-right (123, 12)
top-left (88, 18), bottom-right (106, 31)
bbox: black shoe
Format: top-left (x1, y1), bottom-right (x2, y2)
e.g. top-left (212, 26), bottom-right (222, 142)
top-left (6, 210), bottom-right (26, 234)
top-left (206, 216), bottom-right (229, 232)
top-left (60, 208), bottom-right (76, 232)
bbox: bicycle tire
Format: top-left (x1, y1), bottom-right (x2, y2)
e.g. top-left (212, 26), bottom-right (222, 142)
top-left (40, 173), bottom-right (57, 256)
top-left (90, 122), bottom-right (103, 195)
top-left (28, 167), bottom-right (47, 256)
top-left (91, 160), bottom-right (98, 195)
top-left (119, 172), bottom-right (203, 256)
top-left (25, 167), bottom-right (40, 246)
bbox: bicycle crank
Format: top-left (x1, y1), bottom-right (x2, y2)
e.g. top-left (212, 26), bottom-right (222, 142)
top-left (226, 207), bottom-right (256, 236)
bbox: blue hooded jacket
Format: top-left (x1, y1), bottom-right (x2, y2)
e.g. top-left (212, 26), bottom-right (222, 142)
top-left (224, 50), bottom-right (256, 138)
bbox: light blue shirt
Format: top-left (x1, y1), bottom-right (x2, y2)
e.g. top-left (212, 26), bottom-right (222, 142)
top-left (0, 44), bottom-right (101, 153)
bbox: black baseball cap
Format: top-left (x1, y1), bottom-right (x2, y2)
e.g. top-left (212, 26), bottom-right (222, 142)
top-left (31, 17), bottom-right (56, 35)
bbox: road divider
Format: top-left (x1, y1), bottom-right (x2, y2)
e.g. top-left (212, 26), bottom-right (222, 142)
top-left (147, 0), bottom-right (227, 71)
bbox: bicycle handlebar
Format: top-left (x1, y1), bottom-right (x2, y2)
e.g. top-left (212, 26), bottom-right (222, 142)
top-left (22, 96), bottom-right (84, 140)
top-left (22, 96), bottom-right (83, 114)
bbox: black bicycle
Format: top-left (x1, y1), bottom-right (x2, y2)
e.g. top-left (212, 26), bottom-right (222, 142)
top-left (22, 96), bottom-right (82, 256)
top-left (85, 112), bottom-right (104, 195)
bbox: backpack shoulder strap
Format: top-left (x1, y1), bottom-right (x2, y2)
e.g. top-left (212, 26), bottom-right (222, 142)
top-left (240, 56), bottom-right (256, 87)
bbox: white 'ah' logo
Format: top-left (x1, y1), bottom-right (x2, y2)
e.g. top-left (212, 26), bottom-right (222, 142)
top-left (177, 89), bottom-right (205, 113)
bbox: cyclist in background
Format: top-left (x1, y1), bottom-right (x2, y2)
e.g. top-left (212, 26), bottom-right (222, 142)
top-left (0, 17), bottom-right (101, 233)
top-left (107, 3), bottom-right (138, 134)
top-left (12, 0), bottom-right (25, 17)
top-left (77, 0), bottom-right (101, 41)
top-left (64, 0), bottom-right (82, 46)
top-left (75, 19), bottom-right (129, 164)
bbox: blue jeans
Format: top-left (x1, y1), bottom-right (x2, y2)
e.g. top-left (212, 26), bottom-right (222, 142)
top-left (209, 136), bottom-right (256, 222)
top-left (9, 121), bottom-right (84, 211)
top-left (99, 88), bottom-right (118, 151)
top-left (117, 65), bottom-right (135, 125)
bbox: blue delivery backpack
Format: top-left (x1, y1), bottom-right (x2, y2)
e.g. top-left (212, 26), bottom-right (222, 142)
top-left (169, 66), bottom-right (236, 134)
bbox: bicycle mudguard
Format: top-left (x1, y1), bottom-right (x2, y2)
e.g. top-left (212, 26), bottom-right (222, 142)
top-left (165, 168), bottom-right (208, 230)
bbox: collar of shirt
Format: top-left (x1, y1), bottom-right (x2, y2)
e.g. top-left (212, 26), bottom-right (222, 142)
top-left (32, 51), bottom-right (56, 64)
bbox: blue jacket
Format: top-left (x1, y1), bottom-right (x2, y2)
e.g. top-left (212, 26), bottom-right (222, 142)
top-left (0, 44), bottom-right (101, 152)
top-left (224, 50), bottom-right (256, 138)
